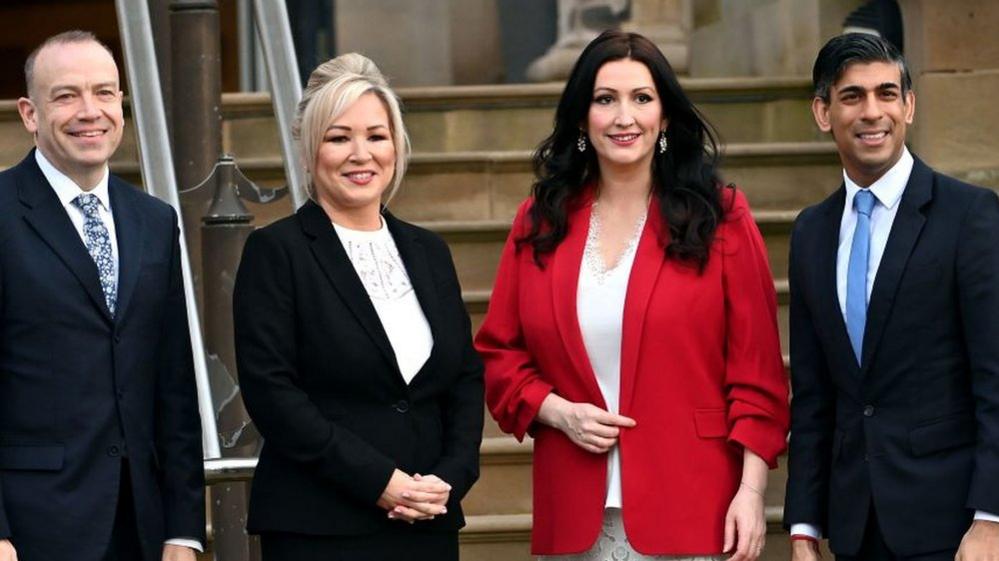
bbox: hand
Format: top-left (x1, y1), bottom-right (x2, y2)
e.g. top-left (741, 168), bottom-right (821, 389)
top-left (161, 544), bottom-right (196, 561)
top-left (377, 469), bottom-right (450, 523)
top-left (790, 538), bottom-right (821, 561)
top-left (724, 484), bottom-right (766, 561)
top-left (956, 520), bottom-right (999, 561)
top-left (411, 473), bottom-right (451, 506)
top-left (539, 395), bottom-right (636, 454)
top-left (0, 540), bottom-right (16, 561)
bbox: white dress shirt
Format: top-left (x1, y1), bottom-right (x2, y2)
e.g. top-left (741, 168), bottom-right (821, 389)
top-left (791, 147), bottom-right (999, 539)
top-left (575, 207), bottom-right (644, 509)
top-left (333, 219), bottom-right (433, 383)
top-left (36, 149), bottom-right (204, 552)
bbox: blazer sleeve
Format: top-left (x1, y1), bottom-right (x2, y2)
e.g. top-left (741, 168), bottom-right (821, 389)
top-left (234, 228), bottom-right (396, 506)
top-left (955, 188), bottom-right (999, 515)
top-left (429, 239), bottom-right (485, 502)
top-left (783, 210), bottom-right (836, 530)
top-left (474, 200), bottom-right (554, 441)
top-left (0, 262), bottom-right (7, 539)
top-left (154, 210), bottom-right (206, 542)
top-left (720, 190), bottom-right (790, 468)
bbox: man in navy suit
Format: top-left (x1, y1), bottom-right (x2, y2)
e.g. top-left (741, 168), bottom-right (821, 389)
top-left (784, 34), bottom-right (999, 561)
top-left (0, 31), bottom-right (204, 561)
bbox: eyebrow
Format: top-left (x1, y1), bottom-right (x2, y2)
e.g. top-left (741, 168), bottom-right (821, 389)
top-left (836, 82), bottom-right (900, 95)
top-left (593, 86), bottom-right (655, 94)
top-left (48, 82), bottom-right (118, 94)
top-left (327, 124), bottom-right (390, 131)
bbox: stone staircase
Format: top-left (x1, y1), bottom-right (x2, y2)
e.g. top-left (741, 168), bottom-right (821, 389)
top-left (0, 76), bottom-right (837, 560)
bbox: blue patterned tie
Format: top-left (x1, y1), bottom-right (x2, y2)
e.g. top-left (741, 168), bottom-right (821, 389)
top-left (73, 194), bottom-right (117, 315)
top-left (846, 189), bottom-right (876, 364)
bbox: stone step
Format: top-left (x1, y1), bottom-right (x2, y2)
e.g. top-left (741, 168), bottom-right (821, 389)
top-left (416, 210), bottom-right (795, 293)
top-left (221, 77), bottom-right (820, 156)
top-left (458, 507), bottom-right (828, 561)
top-left (468, 437), bottom-right (790, 518)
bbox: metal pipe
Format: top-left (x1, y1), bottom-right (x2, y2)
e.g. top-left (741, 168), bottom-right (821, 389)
top-left (204, 457), bottom-right (259, 485)
top-left (252, 0), bottom-right (309, 208)
top-left (115, 0), bottom-right (221, 459)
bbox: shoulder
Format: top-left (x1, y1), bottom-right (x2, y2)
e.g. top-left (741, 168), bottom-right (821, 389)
top-left (931, 168), bottom-right (994, 204)
top-left (387, 214), bottom-right (451, 257)
top-left (247, 212), bottom-right (304, 248)
top-left (111, 175), bottom-right (176, 225)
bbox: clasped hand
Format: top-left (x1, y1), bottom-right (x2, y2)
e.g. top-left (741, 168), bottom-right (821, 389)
top-left (539, 395), bottom-right (637, 454)
top-left (377, 469), bottom-right (452, 523)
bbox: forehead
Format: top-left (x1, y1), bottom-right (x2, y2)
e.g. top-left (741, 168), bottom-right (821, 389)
top-left (594, 58), bottom-right (656, 89)
top-left (330, 91), bottom-right (390, 125)
top-left (33, 41), bottom-right (119, 90)
top-left (833, 61), bottom-right (902, 89)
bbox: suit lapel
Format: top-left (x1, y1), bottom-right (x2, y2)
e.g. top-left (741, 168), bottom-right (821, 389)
top-left (298, 201), bottom-right (399, 374)
top-left (860, 158), bottom-right (932, 373)
top-left (816, 186), bottom-right (859, 376)
top-left (16, 153), bottom-right (113, 322)
top-left (551, 197), bottom-right (607, 409)
top-left (618, 202), bottom-right (665, 415)
top-left (109, 177), bottom-right (144, 322)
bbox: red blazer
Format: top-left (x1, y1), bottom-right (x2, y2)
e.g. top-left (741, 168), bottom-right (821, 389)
top-left (475, 188), bottom-right (789, 555)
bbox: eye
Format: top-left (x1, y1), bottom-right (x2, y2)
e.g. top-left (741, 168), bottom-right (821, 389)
top-left (369, 133), bottom-right (389, 142)
top-left (325, 135), bottom-right (349, 143)
top-left (593, 94), bottom-right (614, 105)
top-left (880, 90), bottom-right (899, 100)
top-left (839, 92), bottom-right (860, 103)
top-left (635, 93), bottom-right (654, 103)
top-left (53, 92), bottom-right (75, 102)
top-left (96, 89), bottom-right (117, 100)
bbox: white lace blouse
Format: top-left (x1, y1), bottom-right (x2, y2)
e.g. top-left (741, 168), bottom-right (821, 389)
top-left (332, 219), bottom-right (433, 384)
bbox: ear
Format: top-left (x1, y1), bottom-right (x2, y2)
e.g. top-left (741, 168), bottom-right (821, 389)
top-left (660, 117), bottom-right (668, 132)
top-left (811, 96), bottom-right (832, 133)
top-left (16, 97), bottom-right (38, 135)
top-left (903, 90), bottom-right (915, 124)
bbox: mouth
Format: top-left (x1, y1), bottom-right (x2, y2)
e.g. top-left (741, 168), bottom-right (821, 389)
top-left (607, 133), bottom-right (640, 146)
top-left (855, 130), bottom-right (889, 146)
top-left (343, 171), bottom-right (376, 185)
top-left (68, 129), bottom-right (109, 139)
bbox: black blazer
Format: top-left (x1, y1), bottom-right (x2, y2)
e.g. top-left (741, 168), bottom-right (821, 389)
top-left (233, 200), bottom-right (484, 536)
top-left (0, 152), bottom-right (205, 561)
top-left (784, 156), bottom-right (999, 556)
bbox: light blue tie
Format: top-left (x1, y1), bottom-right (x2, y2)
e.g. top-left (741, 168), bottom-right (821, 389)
top-left (73, 194), bottom-right (117, 315)
top-left (846, 189), bottom-right (876, 364)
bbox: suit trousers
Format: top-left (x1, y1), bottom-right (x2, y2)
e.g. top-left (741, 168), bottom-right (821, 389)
top-left (260, 527), bottom-right (458, 561)
top-left (103, 460), bottom-right (143, 561)
top-left (837, 503), bottom-right (957, 561)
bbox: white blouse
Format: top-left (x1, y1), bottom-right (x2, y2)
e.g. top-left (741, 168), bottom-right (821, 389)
top-left (576, 205), bottom-right (646, 509)
top-left (332, 219), bottom-right (433, 384)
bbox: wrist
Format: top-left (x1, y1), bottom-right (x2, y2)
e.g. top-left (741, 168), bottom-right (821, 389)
top-left (538, 393), bottom-right (569, 430)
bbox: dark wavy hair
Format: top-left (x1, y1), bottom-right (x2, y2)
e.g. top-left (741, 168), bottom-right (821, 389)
top-left (519, 30), bottom-right (728, 271)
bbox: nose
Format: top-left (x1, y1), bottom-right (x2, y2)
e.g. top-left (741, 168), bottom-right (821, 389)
top-left (348, 139), bottom-right (372, 162)
top-left (613, 101), bottom-right (636, 127)
top-left (859, 92), bottom-right (883, 121)
top-left (76, 92), bottom-right (101, 120)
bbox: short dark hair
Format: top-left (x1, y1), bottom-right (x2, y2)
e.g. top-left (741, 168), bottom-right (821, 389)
top-left (812, 32), bottom-right (911, 101)
top-left (24, 30), bottom-right (115, 97)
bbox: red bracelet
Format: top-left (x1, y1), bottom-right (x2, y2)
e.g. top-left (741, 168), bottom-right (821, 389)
top-left (790, 535), bottom-right (819, 544)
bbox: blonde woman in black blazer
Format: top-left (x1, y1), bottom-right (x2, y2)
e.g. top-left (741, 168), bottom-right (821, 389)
top-left (233, 53), bottom-right (484, 561)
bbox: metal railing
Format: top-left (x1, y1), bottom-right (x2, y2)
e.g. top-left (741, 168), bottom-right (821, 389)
top-left (115, 0), bottom-right (221, 459)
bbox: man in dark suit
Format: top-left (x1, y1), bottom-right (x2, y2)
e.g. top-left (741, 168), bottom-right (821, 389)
top-left (784, 33), bottom-right (999, 561)
top-left (0, 31), bottom-right (205, 561)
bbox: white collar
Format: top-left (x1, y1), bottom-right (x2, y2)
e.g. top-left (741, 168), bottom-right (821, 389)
top-left (34, 148), bottom-right (112, 211)
top-left (843, 146), bottom-right (914, 212)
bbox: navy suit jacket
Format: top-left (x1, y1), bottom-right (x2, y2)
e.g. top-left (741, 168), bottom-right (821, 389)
top-left (783, 156), bottom-right (999, 556)
top-left (0, 151), bottom-right (205, 561)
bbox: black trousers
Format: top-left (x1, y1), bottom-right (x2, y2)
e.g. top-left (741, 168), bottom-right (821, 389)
top-left (103, 460), bottom-right (144, 561)
top-left (837, 503), bottom-right (957, 561)
top-left (260, 528), bottom-right (459, 561)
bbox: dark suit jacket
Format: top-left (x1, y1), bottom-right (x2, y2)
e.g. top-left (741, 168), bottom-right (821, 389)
top-left (233, 200), bottom-right (484, 537)
top-left (0, 151), bottom-right (206, 561)
top-left (784, 156), bottom-right (999, 556)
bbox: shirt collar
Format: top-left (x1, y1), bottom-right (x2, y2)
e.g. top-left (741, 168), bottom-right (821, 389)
top-left (843, 146), bottom-right (914, 212)
top-left (35, 148), bottom-right (112, 211)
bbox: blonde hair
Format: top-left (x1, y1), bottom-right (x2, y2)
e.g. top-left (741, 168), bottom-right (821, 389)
top-left (292, 53), bottom-right (411, 203)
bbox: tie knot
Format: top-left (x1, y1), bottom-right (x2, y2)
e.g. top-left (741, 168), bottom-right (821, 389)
top-left (854, 189), bottom-right (876, 217)
top-left (72, 193), bottom-right (101, 217)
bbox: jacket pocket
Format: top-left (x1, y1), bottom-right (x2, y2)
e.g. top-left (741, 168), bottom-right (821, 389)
top-left (909, 414), bottom-right (976, 456)
top-left (0, 444), bottom-right (65, 471)
top-left (694, 408), bottom-right (729, 439)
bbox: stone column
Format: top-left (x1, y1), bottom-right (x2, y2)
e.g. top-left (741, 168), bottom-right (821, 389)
top-left (525, 0), bottom-right (633, 82)
top-left (900, 0), bottom-right (999, 190)
top-left (622, 0), bottom-right (692, 73)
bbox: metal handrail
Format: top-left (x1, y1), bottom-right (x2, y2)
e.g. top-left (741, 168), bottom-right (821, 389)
top-left (115, 0), bottom-right (221, 459)
top-left (251, 0), bottom-right (308, 209)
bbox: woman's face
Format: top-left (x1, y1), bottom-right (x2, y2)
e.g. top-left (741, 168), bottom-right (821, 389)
top-left (585, 58), bottom-right (666, 174)
top-left (313, 92), bottom-right (396, 220)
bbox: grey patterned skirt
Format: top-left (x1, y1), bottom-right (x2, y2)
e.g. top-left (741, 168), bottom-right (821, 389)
top-left (539, 509), bottom-right (724, 561)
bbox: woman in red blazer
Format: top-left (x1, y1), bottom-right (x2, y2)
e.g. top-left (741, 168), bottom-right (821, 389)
top-left (475, 31), bottom-right (789, 560)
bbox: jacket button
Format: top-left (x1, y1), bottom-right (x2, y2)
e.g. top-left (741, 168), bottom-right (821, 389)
top-left (863, 405), bottom-right (875, 417)
top-left (107, 445), bottom-right (120, 457)
top-left (394, 400), bottom-right (410, 413)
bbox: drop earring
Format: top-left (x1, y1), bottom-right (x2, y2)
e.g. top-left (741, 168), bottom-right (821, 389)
top-left (658, 131), bottom-right (668, 154)
top-left (577, 131), bottom-right (587, 152)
